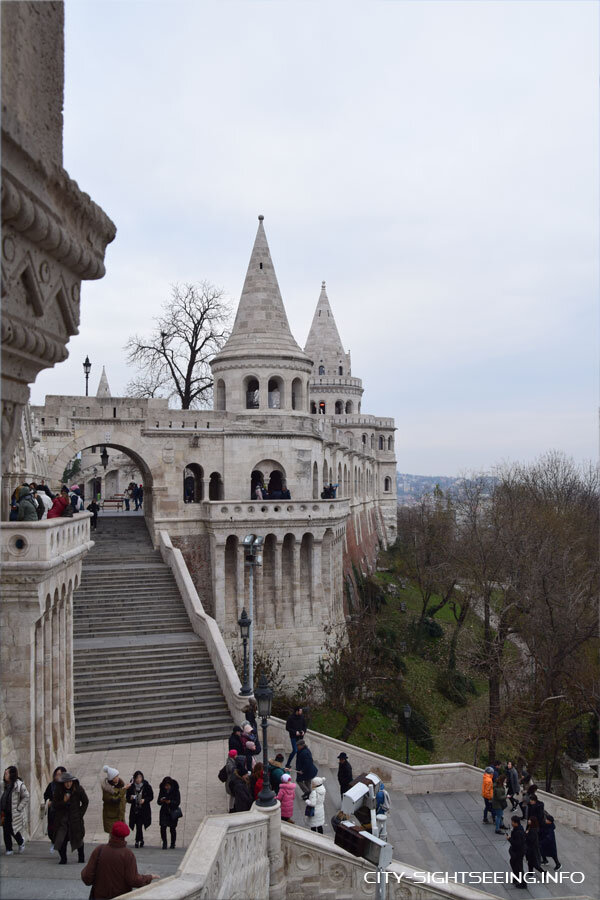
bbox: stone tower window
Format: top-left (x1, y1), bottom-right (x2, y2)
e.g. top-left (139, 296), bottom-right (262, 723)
top-left (345, 400), bottom-right (353, 414)
top-left (384, 476), bottom-right (392, 492)
top-left (291, 378), bottom-right (303, 410)
top-left (259, 262), bottom-right (263, 269)
top-left (215, 379), bottom-right (226, 411)
top-left (268, 377), bottom-right (283, 408)
top-left (335, 400), bottom-right (343, 415)
top-left (318, 401), bottom-right (326, 414)
top-left (245, 377), bottom-right (260, 409)
top-left (310, 401), bottom-right (317, 414)
top-left (318, 365), bottom-right (325, 375)
top-left (338, 366), bottom-right (343, 375)
top-left (388, 436), bottom-right (393, 450)
top-left (379, 436), bottom-right (385, 450)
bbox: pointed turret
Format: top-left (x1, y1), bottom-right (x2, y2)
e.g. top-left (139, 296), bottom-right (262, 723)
top-left (96, 366), bottom-right (111, 398)
top-left (211, 217), bottom-right (312, 414)
top-left (304, 281), bottom-right (349, 374)
top-left (214, 215), bottom-right (307, 359)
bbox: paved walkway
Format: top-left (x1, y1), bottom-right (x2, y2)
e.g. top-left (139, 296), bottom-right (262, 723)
top-left (2, 741), bottom-right (598, 899)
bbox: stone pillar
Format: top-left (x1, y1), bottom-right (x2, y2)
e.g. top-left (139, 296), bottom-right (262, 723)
top-left (255, 801), bottom-right (287, 900)
top-left (273, 541), bottom-right (283, 623)
top-left (51, 603), bottom-right (59, 750)
top-left (34, 619), bottom-right (45, 782)
top-left (65, 587), bottom-right (75, 748)
top-left (213, 542), bottom-right (226, 627)
top-left (255, 561), bottom-right (264, 628)
top-left (237, 543), bottom-right (245, 617)
top-left (291, 542), bottom-right (301, 626)
top-left (43, 609), bottom-right (53, 767)
top-left (59, 594), bottom-right (67, 751)
top-left (311, 541), bottom-right (322, 624)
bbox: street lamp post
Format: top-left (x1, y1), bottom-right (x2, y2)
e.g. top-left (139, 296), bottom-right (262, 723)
top-left (243, 533), bottom-right (263, 693)
top-left (238, 608), bottom-right (252, 696)
top-left (255, 674), bottom-right (276, 808)
top-left (83, 356), bottom-right (91, 396)
top-left (403, 704), bottom-right (412, 765)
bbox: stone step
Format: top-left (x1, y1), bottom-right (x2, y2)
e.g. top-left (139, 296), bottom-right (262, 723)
top-left (74, 665), bottom-right (218, 682)
top-left (75, 711), bottom-right (231, 738)
top-left (74, 622), bottom-right (191, 635)
top-left (75, 725), bottom-right (231, 753)
top-left (74, 608), bottom-right (189, 620)
top-left (74, 701), bottom-right (230, 725)
top-left (74, 658), bottom-right (216, 675)
top-left (75, 684), bottom-right (220, 708)
top-left (73, 644), bottom-right (209, 660)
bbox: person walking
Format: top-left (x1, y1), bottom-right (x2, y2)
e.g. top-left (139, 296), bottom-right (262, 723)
top-left (222, 750), bottom-right (238, 812)
top-left (506, 761), bottom-right (520, 811)
top-left (525, 817), bottom-right (544, 876)
top-left (1, 767), bottom-right (29, 855)
top-left (87, 499), bottom-right (100, 531)
top-left (16, 485), bottom-right (39, 521)
top-left (228, 761), bottom-right (253, 812)
top-left (527, 794), bottom-right (545, 829)
top-left (250, 763), bottom-right (264, 802)
top-left (101, 767), bottom-right (129, 834)
top-left (507, 815), bottom-right (527, 889)
top-left (285, 707), bottom-right (307, 768)
top-left (276, 774), bottom-right (296, 823)
top-left (81, 821), bottom-right (159, 898)
top-left (481, 766), bottom-right (494, 824)
top-left (305, 776), bottom-right (326, 834)
top-left (540, 813), bottom-right (561, 871)
top-left (337, 753), bottom-right (353, 802)
top-left (126, 771), bottom-right (153, 848)
top-left (43, 765), bottom-right (66, 854)
top-left (295, 740), bottom-right (318, 800)
top-left (157, 777), bottom-right (181, 849)
top-left (518, 768), bottom-right (532, 819)
top-left (53, 771), bottom-right (88, 865)
top-left (138, 485), bottom-right (144, 509)
top-left (492, 775), bottom-right (508, 834)
top-left (228, 725), bottom-right (245, 759)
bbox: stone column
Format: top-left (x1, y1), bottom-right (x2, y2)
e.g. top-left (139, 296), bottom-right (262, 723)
top-left (273, 541), bottom-right (283, 623)
top-left (43, 609), bottom-right (53, 767)
top-left (291, 542), bottom-right (301, 626)
top-left (65, 588), bottom-right (75, 750)
top-left (34, 619), bottom-right (45, 782)
top-left (51, 603), bottom-right (60, 750)
top-left (255, 561), bottom-right (264, 629)
top-left (59, 594), bottom-right (67, 751)
top-left (236, 543), bottom-right (245, 617)
top-left (213, 542), bottom-right (226, 627)
top-left (311, 541), bottom-right (323, 624)
top-left (255, 801), bottom-right (286, 900)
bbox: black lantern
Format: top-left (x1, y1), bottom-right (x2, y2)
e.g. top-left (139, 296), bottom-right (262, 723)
top-left (83, 356), bottom-right (92, 396)
top-left (100, 447), bottom-right (109, 470)
top-left (255, 674), bottom-right (276, 808)
top-left (238, 608), bottom-right (252, 697)
top-left (255, 673), bottom-right (273, 719)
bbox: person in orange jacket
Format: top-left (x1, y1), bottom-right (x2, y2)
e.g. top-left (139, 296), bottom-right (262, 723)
top-left (482, 766), bottom-right (494, 824)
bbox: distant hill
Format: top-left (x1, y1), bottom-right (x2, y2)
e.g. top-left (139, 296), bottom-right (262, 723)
top-left (396, 472), bottom-right (495, 505)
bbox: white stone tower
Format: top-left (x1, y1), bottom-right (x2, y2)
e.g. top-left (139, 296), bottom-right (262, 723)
top-left (211, 215), bottom-right (313, 414)
top-left (304, 282), bottom-right (364, 415)
top-left (96, 366), bottom-right (111, 398)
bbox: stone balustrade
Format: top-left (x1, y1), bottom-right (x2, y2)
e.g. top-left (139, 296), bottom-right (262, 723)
top-left (204, 498), bottom-right (350, 524)
top-left (0, 514), bottom-right (93, 837)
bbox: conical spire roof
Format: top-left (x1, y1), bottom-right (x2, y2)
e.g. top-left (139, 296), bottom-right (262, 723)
top-left (304, 281), bottom-right (346, 362)
top-left (213, 216), bottom-right (309, 362)
top-left (96, 366), bottom-right (111, 398)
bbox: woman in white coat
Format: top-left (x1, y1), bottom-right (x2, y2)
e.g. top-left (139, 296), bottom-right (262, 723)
top-left (305, 776), bottom-right (326, 834)
top-left (1, 766), bottom-right (29, 854)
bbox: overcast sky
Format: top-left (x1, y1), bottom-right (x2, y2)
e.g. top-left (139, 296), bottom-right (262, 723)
top-left (30, 0), bottom-right (598, 476)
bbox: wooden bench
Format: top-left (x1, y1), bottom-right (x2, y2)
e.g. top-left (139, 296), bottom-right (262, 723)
top-left (100, 498), bottom-right (123, 511)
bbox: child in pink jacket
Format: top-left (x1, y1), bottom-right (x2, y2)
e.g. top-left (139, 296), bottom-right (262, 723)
top-left (276, 773), bottom-right (296, 822)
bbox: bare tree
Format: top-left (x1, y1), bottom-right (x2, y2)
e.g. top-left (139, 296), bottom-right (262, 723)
top-left (125, 282), bottom-right (231, 409)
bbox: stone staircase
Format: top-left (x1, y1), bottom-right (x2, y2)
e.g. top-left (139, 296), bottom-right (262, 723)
top-left (73, 515), bottom-right (232, 752)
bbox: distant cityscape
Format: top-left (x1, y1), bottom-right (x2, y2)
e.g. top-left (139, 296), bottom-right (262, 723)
top-left (396, 472), bottom-right (495, 506)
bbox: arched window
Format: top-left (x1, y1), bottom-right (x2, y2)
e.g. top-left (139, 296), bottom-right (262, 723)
top-left (387, 436), bottom-right (393, 450)
top-left (358, 402), bottom-right (361, 413)
top-left (345, 400), bottom-right (353, 414)
top-left (306, 381), bottom-right (310, 411)
top-left (312, 461), bottom-right (319, 499)
top-left (310, 401), bottom-right (317, 414)
top-left (318, 365), bottom-right (325, 376)
top-left (183, 464), bottom-right (203, 502)
top-left (322, 460), bottom-right (328, 492)
top-left (291, 378), bottom-right (303, 410)
top-left (335, 400), bottom-right (343, 415)
top-left (268, 376), bottom-right (283, 409)
top-left (252, 460), bottom-right (287, 500)
top-left (245, 376), bottom-right (259, 409)
top-left (215, 379), bottom-right (226, 411)
top-left (209, 471), bottom-right (224, 500)
top-left (318, 400), bottom-right (326, 414)
top-left (362, 434), bottom-right (367, 445)
top-left (370, 434), bottom-right (374, 449)
top-left (379, 436), bottom-right (384, 450)
top-left (384, 476), bottom-right (392, 492)
top-left (338, 366), bottom-right (343, 375)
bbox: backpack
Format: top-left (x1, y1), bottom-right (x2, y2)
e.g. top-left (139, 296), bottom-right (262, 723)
top-left (61, 503), bottom-right (74, 518)
top-left (217, 765), bottom-right (228, 784)
top-left (376, 784), bottom-right (391, 814)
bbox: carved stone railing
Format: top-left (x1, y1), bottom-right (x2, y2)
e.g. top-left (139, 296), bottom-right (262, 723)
top-left (1, 515), bottom-right (92, 569)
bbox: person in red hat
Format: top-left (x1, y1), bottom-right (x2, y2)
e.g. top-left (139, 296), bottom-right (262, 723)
top-left (81, 821), bottom-right (159, 899)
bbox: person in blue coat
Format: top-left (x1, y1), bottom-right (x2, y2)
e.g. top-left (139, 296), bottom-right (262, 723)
top-left (295, 740), bottom-right (317, 800)
top-left (540, 814), bottom-right (561, 870)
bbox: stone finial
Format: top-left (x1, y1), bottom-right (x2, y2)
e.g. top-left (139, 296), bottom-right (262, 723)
top-left (258, 214), bottom-right (264, 221)
top-left (96, 366), bottom-right (111, 398)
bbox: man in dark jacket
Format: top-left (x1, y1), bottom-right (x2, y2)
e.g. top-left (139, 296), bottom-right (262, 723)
top-left (228, 762), bottom-right (253, 812)
top-left (53, 772), bottom-right (89, 865)
top-left (506, 761), bottom-right (520, 811)
top-left (295, 740), bottom-right (317, 799)
top-left (81, 821), bottom-right (158, 898)
top-left (337, 753), bottom-right (353, 802)
top-left (527, 795), bottom-right (545, 828)
top-left (228, 726), bottom-right (245, 758)
top-left (285, 707), bottom-right (307, 767)
top-left (507, 816), bottom-right (527, 889)
top-left (16, 485), bottom-right (39, 521)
